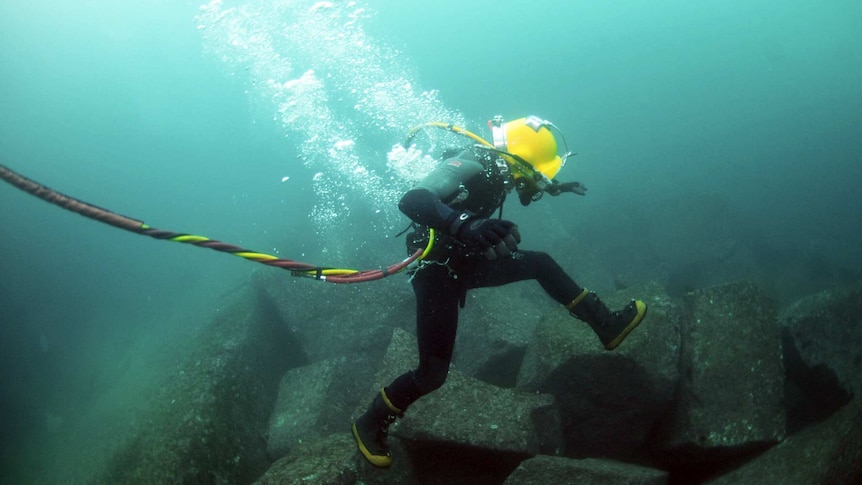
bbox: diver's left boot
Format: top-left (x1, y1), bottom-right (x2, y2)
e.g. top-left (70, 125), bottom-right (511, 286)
top-left (352, 388), bottom-right (403, 468)
top-left (566, 288), bottom-right (648, 350)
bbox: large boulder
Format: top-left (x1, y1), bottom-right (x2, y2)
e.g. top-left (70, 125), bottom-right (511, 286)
top-left (781, 284), bottom-right (862, 402)
top-left (255, 433), bottom-right (417, 485)
top-left (396, 371), bottom-right (562, 456)
top-left (503, 455), bottom-right (668, 485)
top-left (657, 281), bottom-right (785, 463)
top-left (100, 287), bottom-right (304, 484)
top-left (251, 269), bottom-right (413, 364)
top-left (516, 281), bottom-right (681, 460)
top-left (267, 356), bottom-right (378, 460)
top-left (397, 373), bottom-right (562, 485)
top-left (705, 399), bottom-right (862, 484)
top-left (454, 283), bottom-right (546, 388)
top-left (357, 327), bottom-right (563, 483)
top-left (255, 434), bottom-right (358, 485)
top-left (378, 328), bottom-right (562, 454)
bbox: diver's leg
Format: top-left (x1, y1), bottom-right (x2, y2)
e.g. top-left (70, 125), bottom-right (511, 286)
top-left (352, 264), bottom-right (460, 467)
top-left (468, 249), bottom-right (581, 302)
top-left (566, 288), bottom-right (647, 350)
top-left (471, 250), bottom-right (647, 350)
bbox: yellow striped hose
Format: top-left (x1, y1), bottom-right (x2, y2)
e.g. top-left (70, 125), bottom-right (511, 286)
top-left (0, 163), bottom-right (432, 284)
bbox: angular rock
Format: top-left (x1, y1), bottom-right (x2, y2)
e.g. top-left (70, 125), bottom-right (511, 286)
top-left (516, 281), bottom-right (681, 460)
top-left (267, 356), bottom-right (377, 459)
top-left (251, 269), bottom-right (412, 364)
top-left (504, 455), bottom-right (668, 484)
top-left (396, 371), bottom-right (562, 456)
top-left (255, 434), bottom-right (357, 485)
top-left (659, 281), bottom-right (785, 462)
top-left (454, 284), bottom-right (545, 387)
top-left (781, 284), bottom-right (862, 401)
top-left (354, 327), bottom-right (562, 482)
top-left (705, 400), bottom-right (862, 485)
top-left (100, 288), bottom-right (304, 484)
top-left (396, 372), bottom-right (561, 485)
top-left (370, 328), bottom-right (562, 456)
top-left (362, 326), bottom-right (420, 396)
top-left (255, 433), bottom-right (418, 485)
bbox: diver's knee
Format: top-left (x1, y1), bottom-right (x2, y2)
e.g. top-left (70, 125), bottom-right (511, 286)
top-left (533, 251), bottom-right (554, 265)
top-left (415, 359), bottom-right (450, 395)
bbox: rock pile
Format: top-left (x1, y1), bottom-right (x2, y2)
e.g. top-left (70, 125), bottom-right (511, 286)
top-left (94, 275), bottom-right (862, 484)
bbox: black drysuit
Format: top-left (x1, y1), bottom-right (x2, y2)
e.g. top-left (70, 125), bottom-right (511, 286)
top-left (384, 148), bottom-right (584, 410)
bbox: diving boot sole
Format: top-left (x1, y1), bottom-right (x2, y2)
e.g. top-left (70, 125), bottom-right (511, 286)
top-left (351, 422), bottom-right (393, 468)
top-left (605, 300), bottom-right (648, 350)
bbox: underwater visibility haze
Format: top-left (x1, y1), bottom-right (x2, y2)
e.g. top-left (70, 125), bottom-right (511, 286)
top-left (1, 0), bottom-right (861, 482)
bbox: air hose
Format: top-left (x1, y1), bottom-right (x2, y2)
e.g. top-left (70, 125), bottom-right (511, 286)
top-left (0, 163), bottom-right (432, 283)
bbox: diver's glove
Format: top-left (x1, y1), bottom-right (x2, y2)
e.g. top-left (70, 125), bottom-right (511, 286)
top-left (547, 181), bottom-right (588, 196)
top-left (447, 212), bottom-right (521, 260)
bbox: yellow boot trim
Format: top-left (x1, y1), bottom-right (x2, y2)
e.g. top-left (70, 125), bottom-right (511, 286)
top-left (605, 300), bottom-right (648, 350)
top-left (380, 388), bottom-right (403, 414)
top-left (565, 288), bottom-right (590, 312)
top-left (351, 422), bottom-right (393, 468)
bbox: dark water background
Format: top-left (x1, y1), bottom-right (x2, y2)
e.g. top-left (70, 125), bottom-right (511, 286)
top-left (1, 0), bottom-right (860, 481)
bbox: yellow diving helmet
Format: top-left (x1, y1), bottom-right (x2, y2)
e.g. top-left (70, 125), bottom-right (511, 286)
top-left (402, 115), bottom-right (572, 199)
top-left (489, 115), bottom-right (572, 197)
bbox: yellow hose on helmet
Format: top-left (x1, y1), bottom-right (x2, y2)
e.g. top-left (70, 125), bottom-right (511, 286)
top-left (403, 122), bottom-right (494, 149)
top-left (402, 122), bottom-right (538, 178)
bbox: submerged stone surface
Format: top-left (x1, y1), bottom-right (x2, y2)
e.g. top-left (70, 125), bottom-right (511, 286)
top-left (252, 270), bottom-right (412, 365)
top-left (658, 281), bottom-right (785, 462)
top-left (267, 356), bottom-right (376, 460)
top-left (99, 288), bottom-right (302, 484)
top-left (504, 455), bottom-right (668, 485)
top-left (255, 433), bottom-right (419, 485)
top-left (371, 328), bottom-right (563, 457)
top-left (705, 399), bottom-right (862, 485)
top-left (396, 370), bottom-right (561, 456)
top-left (781, 284), bottom-right (862, 400)
top-left (454, 282), bottom-right (545, 388)
top-left (517, 281), bottom-right (681, 460)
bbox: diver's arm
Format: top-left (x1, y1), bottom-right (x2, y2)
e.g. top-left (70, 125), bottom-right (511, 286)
top-left (398, 158), bottom-right (484, 229)
top-left (400, 156), bottom-right (521, 260)
top-left (546, 180), bottom-right (588, 196)
top-left (517, 179), bottom-right (587, 206)
top-left (399, 188), bottom-right (456, 228)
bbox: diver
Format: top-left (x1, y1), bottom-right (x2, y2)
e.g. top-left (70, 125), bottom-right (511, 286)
top-left (352, 115), bottom-right (648, 468)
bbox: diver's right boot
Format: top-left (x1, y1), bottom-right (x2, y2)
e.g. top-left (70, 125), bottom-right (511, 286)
top-left (352, 388), bottom-right (403, 468)
top-left (566, 288), bottom-right (648, 350)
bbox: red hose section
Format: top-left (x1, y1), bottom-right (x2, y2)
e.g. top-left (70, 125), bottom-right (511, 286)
top-left (325, 247), bottom-right (424, 283)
